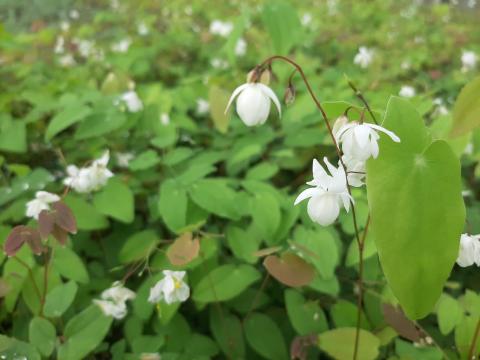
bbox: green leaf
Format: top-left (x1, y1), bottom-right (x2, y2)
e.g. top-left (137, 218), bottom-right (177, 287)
top-left (455, 315), bottom-right (480, 358)
top-left (0, 117), bottom-right (26, 153)
top-left (318, 328), bottom-right (380, 360)
top-left (189, 179), bottom-right (241, 220)
top-left (437, 294), bottom-right (463, 335)
top-left (45, 104), bottom-right (91, 141)
top-left (118, 230), bottom-right (159, 263)
top-left (451, 76), bottom-right (480, 137)
top-left (44, 281), bottom-right (78, 318)
top-left (53, 246), bottom-right (89, 284)
top-left (193, 264), bottom-right (261, 303)
top-left (244, 312), bottom-right (288, 360)
top-left (285, 289), bottom-right (328, 335)
top-left (0, 335), bottom-right (41, 360)
top-left (74, 110), bottom-right (126, 140)
top-left (226, 225), bottom-right (259, 264)
top-left (58, 305), bottom-right (113, 360)
top-left (29, 317), bottom-right (56, 356)
top-left (93, 177), bottom-right (134, 223)
top-left (366, 97), bottom-right (465, 319)
top-left (250, 191), bottom-right (281, 243)
top-left (128, 150), bottom-right (160, 171)
top-left (261, 0), bottom-right (302, 55)
top-left (64, 195), bottom-right (109, 231)
top-left (158, 179), bottom-right (188, 233)
top-left (209, 86), bottom-right (230, 133)
top-left (210, 308), bottom-right (245, 359)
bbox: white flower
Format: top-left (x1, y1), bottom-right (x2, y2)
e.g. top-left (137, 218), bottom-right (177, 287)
top-left (54, 36), bottom-right (65, 54)
top-left (196, 98), bottom-right (210, 115)
top-left (399, 85), bottom-right (416, 98)
top-left (148, 270), bottom-right (190, 305)
top-left (401, 60), bottom-right (411, 70)
top-left (335, 121), bottom-right (400, 161)
top-left (60, 21), bottom-right (70, 32)
top-left (120, 90), bottom-right (143, 112)
top-left (160, 113), bottom-right (170, 125)
top-left (93, 282), bottom-right (135, 320)
top-left (137, 22), bottom-right (149, 36)
top-left (234, 38), bottom-right (247, 57)
top-left (342, 155), bottom-right (365, 187)
top-left (111, 38), bottom-right (131, 53)
top-left (211, 58), bottom-right (229, 69)
top-left (294, 158), bottom-right (352, 226)
top-left (69, 9), bottom-right (80, 19)
top-left (225, 82), bottom-right (281, 126)
top-left (73, 39), bottom-right (94, 58)
top-left (116, 152), bottom-right (134, 168)
top-left (26, 191), bottom-right (60, 219)
top-left (301, 13), bottom-right (312, 26)
top-left (456, 234), bottom-right (480, 267)
top-left (209, 20), bottom-right (233, 37)
top-left (64, 151), bottom-right (113, 193)
top-left (354, 47), bottom-right (374, 68)
top-left (461, 50), bottom-right (477, 72)
top-left (58, 54), bottom-right (76, 67)
top-left (433, 98), bottom-right (449, 116)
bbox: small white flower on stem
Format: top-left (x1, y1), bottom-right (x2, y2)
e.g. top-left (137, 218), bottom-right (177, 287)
top-left (294, 158), bottom-right (352, 226)
top-left (88, 151), bottom-right (114, 190)
top-left (225, 82), bottom-right (281, 127)
top-left (93, 282), bottom-right (135, 320)
top-left (64, 151), bottom-right (113, 193)
top-left (301, 13), bottom-right (312, 26)
top-left (26, 191), bottom-right (60, 219)
top-left (148, 270), bottom-right (190, 305)
top-left (58, 54), bottom-right (76, 67)
top-left (399, 85), bottom-right (416, 98)
top-left (54, 36), bottom-right (65, 54)
top-left (137, 22), bottom-right (149, 36)
top-left (456, 234), bottom-right (480, 267)
top-left (160, 113), bottom-right (170, 126)
top-left (111, 38), bottom-right (131, 53)
top-left (335, 121), bottom-right (400, 161)
top-left (354, 47), bottom-right (374, 68)
top-left (120, 90), bottom-right (143, 112)
top-left (196, 98), bottom-right (210, 115)
top-left (234, 38), bottom-right (247, 57)
top-left (209, 20), bottom-right (233, 37)
top-left (461, 50), bottom-right (477, 72)
top-left (93, 299), bottom-right (127, 319)
top-left (116, 152), bottom-right (134, 168)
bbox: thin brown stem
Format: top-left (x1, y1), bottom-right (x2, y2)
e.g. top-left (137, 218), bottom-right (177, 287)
top-left (13, 256), bottom-right (41, 302)
top-left (347, 80), bottom-right (378, 125)
top-left (40, 247), bottom-right (54, 317)
top-left (244, 273), bottom-right (270, 321)
top-left (259, 55), bottom-right (364, 360)
top-left (468, 318), bottom-right (480, 360)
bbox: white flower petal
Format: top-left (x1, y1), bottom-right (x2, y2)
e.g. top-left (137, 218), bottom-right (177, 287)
top-left (368, 124), bottom-right (401, 143)
top-left (257, 83), bottom-right (281, 117)
top-left (224, 83), bottom-right (249, 114)
top-left (294, 187), bottom-right (322, 206)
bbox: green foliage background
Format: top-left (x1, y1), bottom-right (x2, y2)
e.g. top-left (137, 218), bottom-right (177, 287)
top-left (1, 0), bottom-right (480, 359)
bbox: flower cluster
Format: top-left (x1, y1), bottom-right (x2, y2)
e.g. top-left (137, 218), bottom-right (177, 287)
top-left (64, 151), bottom-right (114, 193)
top-left (456, 234), bottom-right (480, 267)
top-left (93, 282), bottom-right (136, 320)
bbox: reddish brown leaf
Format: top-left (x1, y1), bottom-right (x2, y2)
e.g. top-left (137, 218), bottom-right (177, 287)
top-left (167, 232), bottom-right (200, 266)
top-left (263, 252), bottom-right (315, 287)
top-left (253, 246), bottom-right (282, 258)
top-left (290, 335), bottom-right (317, 360)
top-left (52, 201), bottom-right (77, 234)
top-left (25, 228), bottom-right (43, 255)
top-left (382, 303), bottom-right (424, 342)
top-left (38, 210), bottom-right (55, 238)
top-left (4, 226), bottom-right (27, 256)
top-left (51, 225), bottom-right (68, 245)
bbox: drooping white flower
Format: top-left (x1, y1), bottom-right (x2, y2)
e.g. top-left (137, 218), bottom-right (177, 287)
top-left (456, 234), bottom-right (480, 267)
top-left (148, 270), bottom-right (190, 305)
top-left (234, 38), bottom-right (247, 57)
top-left (93, 282), bottom-right (136, 320)
top-left (26, 191), bottom-right (61, 219)
top-left (354, 47), bottom-right (374, 68)
top-left (58, 54), bottom-right (76, 67)
top-left (116, 152), bottom-right (134, 168)
top-left (64, 151), bottom-right (113, 193)
top-left (137, 22), bottom-right (149, 36)
top-left (209, 20), bottom-right (233, 37)
top-left (196, 98), bottom-right (210, 115)
top-left (342, 155), bottom-right (365, 187)
top-left (111, 38), bottom-right (131, 53)
top-left (399, 85), bottom-right (416, 98)
top-left (294, 158), bottom-right (352, 226)
top-left (335, 121), bottom-right (400, 161)
top-left (120, 90), bottom-right (143, 112)
top-left (225, 82), bottom-right (281, 126)
top-left (461, 50), bottom-right (477, 72)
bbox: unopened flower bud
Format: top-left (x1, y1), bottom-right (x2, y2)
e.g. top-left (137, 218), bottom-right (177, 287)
top-left (284, 85), bottom-right (296, 106)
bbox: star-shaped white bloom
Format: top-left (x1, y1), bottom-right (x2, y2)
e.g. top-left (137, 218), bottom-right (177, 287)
top-left (461, 50), bottom-right (477, 72)
top-left (148, 270), bottom-right (190, 305)
top-left (64, 151), bottom-right (113, 193)
top-left (457, 234), bottom-right (480, 267)
top-left (354, 47), bottom-right (374, 68)
top-left (399, 85), bottom-right (416, 98)
top-left (209, 20), bottom-right (233, 37)
top-left (335, 121), bottom-right (400, 161)
top-left (225, 82), bottom-right (281, 127)
top-left (120, 90), bottom-right (143, 113)
top-left (294, 158), bottom-right (353, 226)
top-left (25, 191), bottom-right (61, 219)
top-left (93, 282), bottom-right (136, 320)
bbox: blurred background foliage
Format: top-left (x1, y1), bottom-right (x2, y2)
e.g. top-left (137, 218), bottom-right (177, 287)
top-left (1, 0), bottom-right (480, 359)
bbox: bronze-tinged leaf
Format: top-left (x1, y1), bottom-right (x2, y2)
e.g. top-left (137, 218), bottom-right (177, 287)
top-left (253, 246), bottom-right (282, 258)
top-left (25, 228), bottom-right (43, 255)
top-left (290, 335), bottom-right (317, 360)
top-left (382, 303), bottom-right (424, 342)
top-left (51, 225), bottom-right (68, 245)
top-left (38, 210), bottom-right (55, 238)
top-left (4, 226), bottom-right (28, 256)
top-left (52, 201), bottom-right (77, 234)
top-left (166, 232), bottom-right (200, 266)
top-left (263, 252), bottom-right (315, 287)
